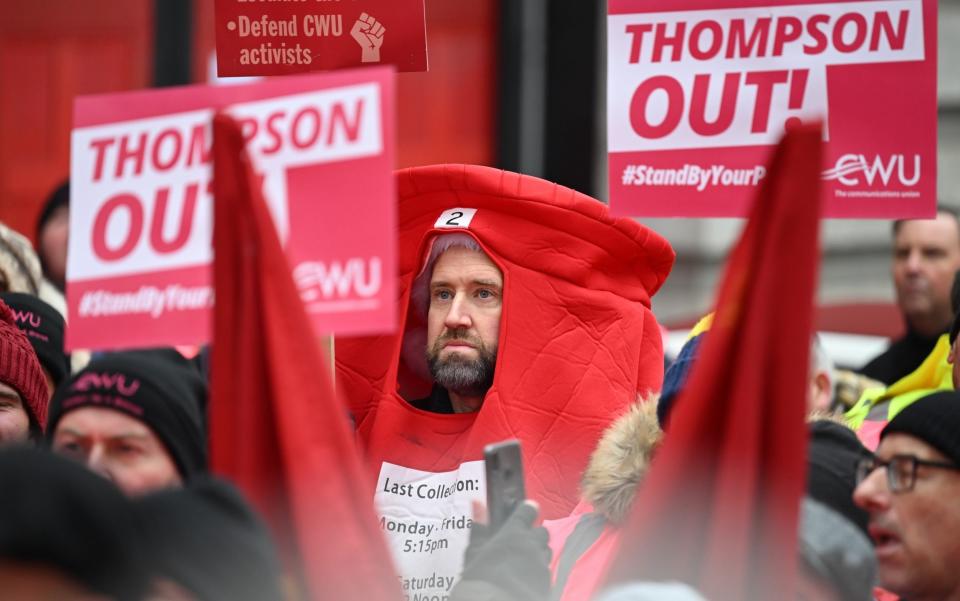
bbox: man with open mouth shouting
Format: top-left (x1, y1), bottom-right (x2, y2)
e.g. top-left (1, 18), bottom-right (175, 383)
top-left (854, 391), bottom-right (960, 601)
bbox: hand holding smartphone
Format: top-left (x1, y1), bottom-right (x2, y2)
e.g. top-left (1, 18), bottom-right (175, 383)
top-left (483, 439), bottom-right (526, 530)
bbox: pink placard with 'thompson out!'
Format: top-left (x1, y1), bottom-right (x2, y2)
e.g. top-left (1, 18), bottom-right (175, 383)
top-left (608, 0), bottom-right (937, 218)
top-left (67, 68), bottom-right (396, 351)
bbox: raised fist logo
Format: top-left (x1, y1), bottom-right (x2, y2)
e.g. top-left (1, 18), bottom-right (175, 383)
top-left (351, 13), bottom-right (385, 63)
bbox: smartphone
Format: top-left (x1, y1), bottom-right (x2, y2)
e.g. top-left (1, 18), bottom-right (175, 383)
top-left (484, 439), bottom-right (526, 530)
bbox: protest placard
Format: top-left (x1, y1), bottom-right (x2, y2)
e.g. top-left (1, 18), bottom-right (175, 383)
top-left (214, 0), bottom-right (427, 76)
top-left (608, 0), bottom-right (937, 217)
top-left (67, 68), bottom-right (396, 351)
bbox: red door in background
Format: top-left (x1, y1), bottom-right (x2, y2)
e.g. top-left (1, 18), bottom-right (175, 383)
top-left (0, 0), bottom-right (153, 241)
top-left (392, 1), bottom-right (498, 168)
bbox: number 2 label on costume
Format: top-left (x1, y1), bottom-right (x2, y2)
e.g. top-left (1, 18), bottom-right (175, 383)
top-left (435, 208), bottom-right (478, 229)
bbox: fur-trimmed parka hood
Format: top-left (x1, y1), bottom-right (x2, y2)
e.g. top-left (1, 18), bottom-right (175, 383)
top-left (0, 221), bottom-right (66, 317)
top-left (580, 396), bottom-right (662, 526)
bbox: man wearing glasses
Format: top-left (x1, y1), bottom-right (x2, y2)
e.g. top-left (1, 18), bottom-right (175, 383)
top-left (854, 391), bottom-right (960, 601)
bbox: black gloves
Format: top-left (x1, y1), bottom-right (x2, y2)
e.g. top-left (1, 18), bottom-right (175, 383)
top-left (450, 502), bottom-right (552, 601)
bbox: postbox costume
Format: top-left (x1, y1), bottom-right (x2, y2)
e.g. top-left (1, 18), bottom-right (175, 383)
top-left (335, 164), bottom-right (674, 595)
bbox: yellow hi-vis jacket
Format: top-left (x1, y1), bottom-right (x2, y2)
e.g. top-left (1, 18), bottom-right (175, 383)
top-left (845, 334), bottom-right (953, 449)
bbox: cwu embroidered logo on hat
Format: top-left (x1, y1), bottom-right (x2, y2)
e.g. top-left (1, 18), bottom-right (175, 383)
top-left (11, 309), bottom-right (40, 328)
top-left (71, 372), bottom-right (141, 397)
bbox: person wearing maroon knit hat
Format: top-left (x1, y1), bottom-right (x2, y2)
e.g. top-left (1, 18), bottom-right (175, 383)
top-left (1, 291), bottom-right (68, 396)
top-left (0, 300), bottom-right (48, 444)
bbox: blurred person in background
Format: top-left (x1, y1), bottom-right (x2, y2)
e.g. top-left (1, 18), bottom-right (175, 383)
top-left (658, 318), bottom-right (840, 428)
top-left (808, 334), bottom-right (837, 413)
top-left (945, 304), bottom-right (960, 389)
top-left (0, 219), bottom-right (66, 316)
top-left (2, 207), bottom-right (91, 375)
top-left (594, 498), bottom-right (875, 601)
top-left (0, 299), bottom-right (49, 444)
top-left (35, 179), bottom-right (70, 293)
top-left (134, 477), bottom-right (286, 601)
top-left (0, 446), bottom-right (148, 601)
top-left (1, 291), bottom-right (69, 398)
top-left (862, 210), bottom-right (960, 385)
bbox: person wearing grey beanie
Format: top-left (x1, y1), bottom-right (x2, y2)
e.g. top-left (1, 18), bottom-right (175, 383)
top-left (796, 497), bottom-right (876, 601)
top-left (854, 391), bottom-right (960, 601)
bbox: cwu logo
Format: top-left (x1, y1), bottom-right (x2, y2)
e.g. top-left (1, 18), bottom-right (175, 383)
top-left (11, 309), bottom-right (40, 328)
top-left (71, 372), bottom-right (141, 396)
top-left (822, 154), bottom-right (921, 187)
top-left (293, 257), bottom-right (382, 303)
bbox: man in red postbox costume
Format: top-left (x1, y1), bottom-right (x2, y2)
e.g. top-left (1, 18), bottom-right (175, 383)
top-left (335, 164), bottom-right (674, 597)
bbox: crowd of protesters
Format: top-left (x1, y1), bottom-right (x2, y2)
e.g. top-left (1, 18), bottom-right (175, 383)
top-left (2, 171), bottom-right (960, 601)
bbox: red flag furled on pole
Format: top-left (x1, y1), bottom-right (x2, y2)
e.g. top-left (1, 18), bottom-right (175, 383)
top-left (209, 112), bottom-right (401, 601)
top-left (604, 124), bottom-right (824, 600)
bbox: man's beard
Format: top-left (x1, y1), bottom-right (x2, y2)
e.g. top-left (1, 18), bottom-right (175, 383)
top-left (426, 328), bottom-right (497, 397)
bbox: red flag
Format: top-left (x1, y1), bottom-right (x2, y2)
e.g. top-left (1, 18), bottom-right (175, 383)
top-left (209, 113), bottom-right (401, 601)
top-left (605, 125), bottom-right (823, 600)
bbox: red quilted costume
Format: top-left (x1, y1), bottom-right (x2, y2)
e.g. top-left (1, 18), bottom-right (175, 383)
top-left (336, 165), bottom-right (672, 595)
top-left (336, 164), bottom-right (674, 518)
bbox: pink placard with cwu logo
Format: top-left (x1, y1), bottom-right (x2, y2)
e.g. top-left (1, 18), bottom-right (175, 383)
top-left (607, 0), bottom-right (937, 218)
top-left (67, 68), bottom-right (396, 351)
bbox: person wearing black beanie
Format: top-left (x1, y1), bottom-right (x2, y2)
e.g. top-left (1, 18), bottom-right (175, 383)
top-left (854, 391), bottom-right (960, 601)
top-left (46, 349), bottom-right (208, 496)
top-left (0, 446), bottom-right (149, 601)
top-left (946, 304), bottom-right (960, 389)
top-left (134, 477), bottom-right (285, 601)
top-left (806, 420), bottom-right (870, 537)
top-left (0, 291), bottom-right (69, 393)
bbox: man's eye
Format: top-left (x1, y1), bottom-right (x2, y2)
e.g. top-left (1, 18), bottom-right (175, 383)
top-left (115, 443), bottom-right (142, 456)
top-left (434, 290), bottom-right (452, 301)
top-left (57, 441), bottom-right (84, 456)
top-left (477, 289), bottom-right (494, 299)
